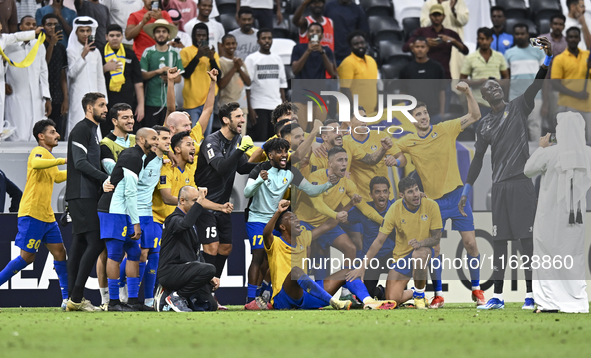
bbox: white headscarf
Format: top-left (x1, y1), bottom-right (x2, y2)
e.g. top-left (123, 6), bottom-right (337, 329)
top-left (555, 111), bottom-right (591, 214)
top-left (67, 16), bottom-right (98, 53)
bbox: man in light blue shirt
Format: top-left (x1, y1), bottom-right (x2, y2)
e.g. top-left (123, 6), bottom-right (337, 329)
top-left (36, 0), bottom-right (76, 48)
top-left (505, 23), bottom-right (545, 140)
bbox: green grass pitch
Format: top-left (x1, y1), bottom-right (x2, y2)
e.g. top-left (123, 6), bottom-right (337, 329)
top-left (1, 303), bottom-right (590, 358)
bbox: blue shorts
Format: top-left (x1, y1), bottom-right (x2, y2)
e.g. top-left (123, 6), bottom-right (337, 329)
top-left (99, 212), bottom-right (132, 241)
top-left (15, 216), bottom-right (62, 253)
top-left (435, 186), bottom-right (474, 232)
top-left (272, 287), bottom-right (328, 310)
top-left (389, 248), bottom-right (435, 277)
top-left (339, 220), bottom-right (363, 236)
top-left (300, 221), bottom-right (346, 250)
top-left (246, 222), bottom-right (266, 250)
top-left (105, 237), bottom-right (141, 262)
top-left (140, 216), bottom-right (162, 252)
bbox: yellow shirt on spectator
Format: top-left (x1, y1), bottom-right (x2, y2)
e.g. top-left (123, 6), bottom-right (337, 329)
top-left (180, 47), bottom-right (220, 109)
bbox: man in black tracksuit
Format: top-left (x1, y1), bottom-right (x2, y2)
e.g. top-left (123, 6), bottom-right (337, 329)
top-left (65, 92), bottom-right (109, 311)
top-left (156, 185), bottom-right (219, 312)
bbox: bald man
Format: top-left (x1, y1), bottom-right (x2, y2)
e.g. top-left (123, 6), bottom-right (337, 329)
top-left (156, 185), bottom-right (220, 312)
top-left (97, 127), bottom-right (159, 311)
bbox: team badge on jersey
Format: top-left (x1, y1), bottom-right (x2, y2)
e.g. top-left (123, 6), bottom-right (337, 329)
top-left (431, 132), bottom-right (438, 138)
top-left (338, 187), bottom-right (345, 193)
top-left (185, 178), bottom-right (190, 184)
top-left (160, 175), bottom-right (166, 184)
top-left (282, 177), bottom-right (288, 184)
top-left (401, 219), bottom-right (406, 224)
top-left (207, 148), bottom-right (215, 159)
top-left (420, 214), bottom-right (428, 221)
top-left (371, 144), bottom-right (378, 151)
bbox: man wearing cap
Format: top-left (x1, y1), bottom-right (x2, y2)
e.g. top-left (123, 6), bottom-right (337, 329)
top-left (403, 3), bottom-right (468, 80)
top-left (126, 0), bottom-right (174, 61)
top-left (140, 19), bottom-right (184, 128)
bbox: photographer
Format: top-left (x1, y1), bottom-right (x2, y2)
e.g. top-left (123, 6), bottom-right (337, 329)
top-left (156, 186), bottom-right (219, 313)
top-left (180, 22), bottom-right (220, 128)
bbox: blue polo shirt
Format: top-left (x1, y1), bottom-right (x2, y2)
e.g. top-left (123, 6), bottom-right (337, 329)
top-left (492, 32), bottom-right (514, 54)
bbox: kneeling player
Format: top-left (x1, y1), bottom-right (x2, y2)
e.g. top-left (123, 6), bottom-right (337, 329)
top-left (347, 177), bottom-right (443, 309)
top-left (265, 200), bottom-right (396, 310)
top-left (0, 120), bottom-right (69, 309)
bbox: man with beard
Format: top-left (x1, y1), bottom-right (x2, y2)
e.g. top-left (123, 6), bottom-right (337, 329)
top-left (245, 29), bottom-right (287, 141)
top-left (194, 102), bottom-right (257, 308)
top-left (141, 19), bottom-right (183, 128)
top-left (459, 37), bottom-right (554, 310)
top-left (337, 31), bottom-right (378, 115)
top-left (243, 138), bottom-right (337, 309)
top-left (66, 92), bottom-right (110, 311)
top-left (97, 128), bottom-right (159, 311)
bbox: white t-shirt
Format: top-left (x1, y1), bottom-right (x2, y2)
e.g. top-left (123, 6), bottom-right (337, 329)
top-left (240, 0), bottom-right (273, 9)
top-left (244, 52), bottom-right (287, 110)
top-left (184, 18), bottom-right (225, 53)
top-left (564, 14), bottom-right (591, 51)
top-left (102, 0), bottom-right (144, 45)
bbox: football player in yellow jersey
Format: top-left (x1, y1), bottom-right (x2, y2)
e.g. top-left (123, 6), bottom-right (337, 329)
top-left (152, 131), bottom-right (233, 224)
top-left (307, 118), bottom-right (392, 177)
top-left (347, 177), bottom-right (443, 309)
top-left (344, 106), bottom-right (407, 202)
top-left (0, 120), bottom-right (70, 309)
top-left (264, 200), bottom-right (396, 310)
top-left (391, 82), bottom-right (486, 308)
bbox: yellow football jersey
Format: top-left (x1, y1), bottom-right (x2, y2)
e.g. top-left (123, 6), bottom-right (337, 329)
top-left (295, 169), bottom-right (357, 227)
top-left (379, 198), bottom-right (443, 260)
top-left (18, 147), bottom-right (66, 222)
top-left (393, 119), bottom-right (463, 200)
top-left (265, 230), bottom-right (312, 304)
top-left (344, 131), bottom-right (399, 201)
top-left (306, 139), bottom-right (366, 179)
top-left (152, 162), bottom-right (196, 223)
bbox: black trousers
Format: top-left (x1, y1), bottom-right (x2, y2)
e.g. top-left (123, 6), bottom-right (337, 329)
top-left (251, 109), bottom-right (273, 141)
top-left (159, 261), bottom-right (216, 304)
top-left (137, 105), bottom-right (167, 131)
top-left (252, 8), bottom-right (274, 30)
top-left (48, 101), bottom-right (66, 140)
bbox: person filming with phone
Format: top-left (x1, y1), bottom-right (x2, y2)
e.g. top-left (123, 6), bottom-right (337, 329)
top-left (291, 22), bottom-right (337, 80)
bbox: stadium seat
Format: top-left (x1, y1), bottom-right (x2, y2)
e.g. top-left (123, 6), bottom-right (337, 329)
top-left (536, 18), bottom-right (551, 35)
top-left (272, 14), bottom-right (291, 39)
top-left (369, 16), bottom-right (404, 47)
top-left (393, 0), bottom-right (422, 25)
top-left (217, 0), bottom-right (236, 15)
top-left (219, 13), bottom-right (239, 33)
top-left (270, 38), bottom-right (296, 65)
top-left (494, 0), bottom-right (528, 20)
top-left (505, 18), bottom-right (538, 36)
top-left (378, 40), bottom-right (409, 65)
top-left (530, 0), bottom-right (562, 22)
top-left (360, 0), bottom-right (394, 17)
top-left (402, 17), bottom-right (420, 41)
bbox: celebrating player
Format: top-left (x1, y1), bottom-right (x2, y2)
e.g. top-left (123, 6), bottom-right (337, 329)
top-left (347, 177), bottom-right (443, 309)
top-left (460, 37), bottom-right (553, 310)
top-left (0, 120), bottom-right (69, 309)
top-left (193, 102), bottom-right (257, 306)
top-left (392, 82), bottom-right (484, 308)
top-left (243, 137), bottom-right (336, 309)
top-left (97, 128), bottom-right (159, 311)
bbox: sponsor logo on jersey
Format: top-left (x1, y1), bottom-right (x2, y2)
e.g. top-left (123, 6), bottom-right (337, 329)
top-left (492, 225), bottom-right (497, 236)
top-left (35, 153), bottom-right (42, 157)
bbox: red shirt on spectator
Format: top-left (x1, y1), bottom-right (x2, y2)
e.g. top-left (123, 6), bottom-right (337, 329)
top-left (127, 8), bottom-right (173, 60)
top-left (298, 15), bottom-right (334, 51)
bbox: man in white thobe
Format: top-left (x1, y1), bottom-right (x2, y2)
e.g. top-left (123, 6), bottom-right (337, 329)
top-left (4, 16), bottom-right (51, 142)
top-left (0, 22), bottom-right (42, 140)
top-left (67, 16), bottom-right (107, 138)
top-left (524, 111), bottom-right (590, 313)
